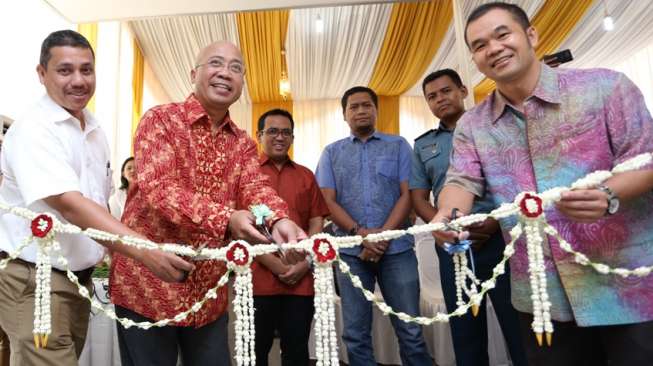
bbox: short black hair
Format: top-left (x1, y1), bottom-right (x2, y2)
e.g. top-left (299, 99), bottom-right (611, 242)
top-left (464, 2), bottom-right (531, 47)
top-left (422, 69), bottom-right (464, 94)
top-left (40, 30), bottom-right (95, 68)
top-left (257, 109), bottom-right (295, 132)
top-left (341, 86), bottom-right (378, 112)
top-left (119, 156), bottom-right (134, 190)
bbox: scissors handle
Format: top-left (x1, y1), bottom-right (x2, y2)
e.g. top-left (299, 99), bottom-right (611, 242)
top-left (258, 224), bottom-right (285, 257)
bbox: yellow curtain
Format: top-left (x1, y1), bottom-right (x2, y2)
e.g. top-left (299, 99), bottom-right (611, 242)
top-left (376, 96), bottom-right (400, 135)
top-left (131, 38), bottom-right (144, 150)
top-left (77, 23), bottom-right (98, 113)
top-left (368, 0), bottom-right (452, 134)
top-left (237, 10), bottom-right (293, 158)
top-left (473, 0), bottom-right (595, 102)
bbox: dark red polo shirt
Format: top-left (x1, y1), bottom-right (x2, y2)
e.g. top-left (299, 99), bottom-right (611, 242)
top-left (252, 155), bottom-right (330, 296)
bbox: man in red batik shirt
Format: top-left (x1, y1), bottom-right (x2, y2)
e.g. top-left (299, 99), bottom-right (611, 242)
top-left (110, 41), bottom-right (306, 366)
top-left (253, 109), bottom-right (330, 366)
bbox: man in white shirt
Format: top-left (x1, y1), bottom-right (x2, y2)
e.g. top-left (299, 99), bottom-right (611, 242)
top-left (0, 30), bottom-right (193, 366)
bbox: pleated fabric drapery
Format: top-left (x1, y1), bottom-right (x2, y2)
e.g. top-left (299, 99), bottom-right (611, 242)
top-left (236, 10), bottom-right (293, 142)
top-left (404, 0), bottom-right (545, 98)
top-left (285, 4), bottom-right (392, 100)
top-left (131, 38), bottom-right (144, 147)
top-left (77, 23), bottom-right (98, 112)
top-left (368, 0), bottom-right (453, 134)
top-left (473, 0), bottom-right (595, 102)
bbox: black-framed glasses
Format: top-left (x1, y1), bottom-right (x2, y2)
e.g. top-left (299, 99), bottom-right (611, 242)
top-left (261, 128), bottom-right (293, 137)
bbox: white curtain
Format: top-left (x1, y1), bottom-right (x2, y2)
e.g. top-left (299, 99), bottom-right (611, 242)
top-left (614, 41), bottom-right (653, 111)
top-left (399, 96), bottom-right (437, 147)
top-left (560, 0), bottom-right (653, 73)
top-left (228, 102), bottom-right (253, 137)
top-left (129, 14), bottom-right (252, 131)
top-left (292, 99), bottom-right (349, 171)
top-left (286, 4), bottom-right (392, 100)
top-left (93, 22), bottom-right (136, 182)
top-left (142, 59), bottom-right (172, 113)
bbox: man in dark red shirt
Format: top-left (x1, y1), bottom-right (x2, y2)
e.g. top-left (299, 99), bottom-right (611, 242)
top-left (110, 42), bottom-right (306, 366)
top-left (253, 109), bottom-right (330, 366)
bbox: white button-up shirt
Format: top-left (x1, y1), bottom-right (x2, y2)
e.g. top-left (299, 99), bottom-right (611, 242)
top-left (0, 94), bottom-right (111, 271)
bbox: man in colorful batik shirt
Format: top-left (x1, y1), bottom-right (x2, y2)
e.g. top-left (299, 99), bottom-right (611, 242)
top-left (431, 3), bottom-right (653, 365)
top-left (253, 108), bottom-right (330, 365)
top-left (110, 41), bottom-right (306, 365)
top-left (411, 69), bottom-right (526, 366)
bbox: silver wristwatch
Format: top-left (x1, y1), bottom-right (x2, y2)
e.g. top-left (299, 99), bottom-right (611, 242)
top-left (597, 184), bottom-right (619, 215)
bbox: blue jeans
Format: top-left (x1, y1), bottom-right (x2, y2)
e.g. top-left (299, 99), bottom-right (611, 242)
top-left (336, 250), bottom-right (432, 366)
top-left (436, 231), bottom-right (527, 366)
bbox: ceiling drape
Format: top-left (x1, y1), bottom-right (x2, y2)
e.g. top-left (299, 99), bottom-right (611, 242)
top-left (286, 4), bottom-right (392, 100)
top-left (237, 10), bottom-right (293, 146)
top-left (368, 0), bottom-right (452, 134)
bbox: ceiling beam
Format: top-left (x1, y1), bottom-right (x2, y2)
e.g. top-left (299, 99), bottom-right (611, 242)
top-left (43, 0), bottom-right (395, 23)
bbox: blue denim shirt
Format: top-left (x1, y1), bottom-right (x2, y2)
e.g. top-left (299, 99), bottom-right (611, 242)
top-left (315, 131), bottom-right (414, 256)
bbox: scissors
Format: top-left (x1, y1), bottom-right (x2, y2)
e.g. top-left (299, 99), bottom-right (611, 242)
top-left (256, 222), bottom-right (285, 259)
top-left (443, 208), bottom-right (476, 274)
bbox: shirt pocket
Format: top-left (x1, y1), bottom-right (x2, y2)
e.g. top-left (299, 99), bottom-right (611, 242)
top-left (294, 185), bottom-right (312, 221)
top-left (419, 145), bottom-right (441, 163)
top-left (376, 157), bottom-right (399, 180)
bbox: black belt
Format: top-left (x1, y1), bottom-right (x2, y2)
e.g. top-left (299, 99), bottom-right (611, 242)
top-left (0, 251), bottom-right (95, 284)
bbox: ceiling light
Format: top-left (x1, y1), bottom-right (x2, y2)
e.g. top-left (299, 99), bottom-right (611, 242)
top-left (602, 0), bottom-right (614, 31)
top-left (279, 72), bottom-right (291, 99)
top-left (602, 15), bottom-right (614, 31)
top-left (315, 14), bottom-right (324, 33)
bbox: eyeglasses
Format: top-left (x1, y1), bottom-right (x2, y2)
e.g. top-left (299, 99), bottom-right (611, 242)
top-left (195, 57), bottom-right (245, 75)
top-left (261, 128), bottom-right (293, 137)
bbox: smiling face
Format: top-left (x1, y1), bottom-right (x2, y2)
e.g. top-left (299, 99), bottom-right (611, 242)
top-left (37, 46), bottom-right (95, 121)
top-left (423, 75), bottom-right (467, 124)
top-left (191, 41), bottom-right (244, 111)
top-left (258, 114), bottom-right (293, 162)
top-left (466, 8), bottom-right (539, 85)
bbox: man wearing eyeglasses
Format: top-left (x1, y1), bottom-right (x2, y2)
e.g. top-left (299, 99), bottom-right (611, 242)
top-left (110, 41), bottom-right (307, 366)
top-left (252, 109), bottom-right (329, 365)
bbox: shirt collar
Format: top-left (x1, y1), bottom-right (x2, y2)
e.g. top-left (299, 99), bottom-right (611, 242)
top-left (490, 63), bottom-right (561, 123)
top-left (40, 94), bottom-right (100, 132)
top-left (183, 93), bottom-right (238, 135)
top-left (348, 130), bottom-right (382, 142)
top-left (435, 123), bottom-right (455, 134)
top-left (259, 154), bottom-right (295, 168)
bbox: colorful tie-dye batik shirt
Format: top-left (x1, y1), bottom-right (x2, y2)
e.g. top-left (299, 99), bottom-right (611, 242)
top-left (445, 64), bottom-right (653, 326)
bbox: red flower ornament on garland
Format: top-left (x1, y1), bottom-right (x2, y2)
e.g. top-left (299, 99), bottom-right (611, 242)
top-left (519, 193), bottom-right (543, 219)
top-left (31, 214), bottom-right (53, 238)
top-left (226, 242), bottom-right (250, 267)
top-left (313, 238), bottom-right (336, 264)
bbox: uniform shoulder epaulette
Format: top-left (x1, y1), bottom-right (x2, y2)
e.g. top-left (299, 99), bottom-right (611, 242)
top-left (414, 129), bottom-right (435, 142)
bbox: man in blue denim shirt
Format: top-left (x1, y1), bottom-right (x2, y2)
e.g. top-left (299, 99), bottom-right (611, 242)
top-left (315, 86), bottom-right (431, 365)
top-left (410, 69), bottom-right (526, 366)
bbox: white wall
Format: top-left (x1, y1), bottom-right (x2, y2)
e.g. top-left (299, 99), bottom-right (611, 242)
top-left (0, 0), bottom-right (73, 120)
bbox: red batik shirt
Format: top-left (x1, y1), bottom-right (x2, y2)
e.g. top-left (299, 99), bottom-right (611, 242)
top-left (109, 94), bottom-right (288, 327)
top-left (252, 156), bottom-right (330, 296)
